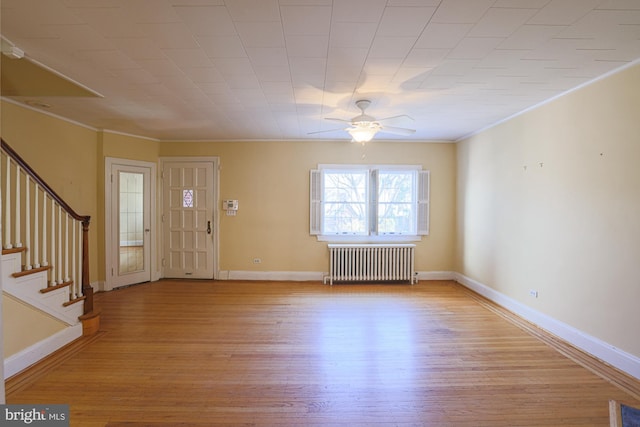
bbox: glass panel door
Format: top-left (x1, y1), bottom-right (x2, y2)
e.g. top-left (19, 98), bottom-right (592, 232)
top-left (110, 163), bottom-right (151, 288)
top-left (119, 171), bottom-right (145, 274)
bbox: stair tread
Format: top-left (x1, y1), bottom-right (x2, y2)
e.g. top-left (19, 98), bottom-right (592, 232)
top-left (63, 295), bottom-right (86, 307)
top-left (12, 265), bottom-right (52, 278)
top-left (2, 246), bottom-right (27, 255)
top-left (40, 280), bottom-right (74, 293)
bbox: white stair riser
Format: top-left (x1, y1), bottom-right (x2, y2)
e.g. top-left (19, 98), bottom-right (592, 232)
top-left (2, 253), bottom-right (81, 326)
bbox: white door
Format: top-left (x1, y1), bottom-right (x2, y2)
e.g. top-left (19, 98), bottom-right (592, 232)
top-left (162, 161), bottom-right (215, 279)
top-left (109, 162), bottom-right (152, 288)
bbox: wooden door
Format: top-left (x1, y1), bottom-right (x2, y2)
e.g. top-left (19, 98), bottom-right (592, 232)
top-left (162, 161), bottom-right (215, 279)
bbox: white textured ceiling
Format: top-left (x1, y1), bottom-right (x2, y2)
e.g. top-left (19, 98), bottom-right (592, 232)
top-left (2, 0), bottom-right (640, 141)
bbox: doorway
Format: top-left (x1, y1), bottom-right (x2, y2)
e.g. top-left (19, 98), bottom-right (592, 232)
top-left (161, 158), bottom-right (218, 279)
top-left (105, 158), bottom-right (156, 290)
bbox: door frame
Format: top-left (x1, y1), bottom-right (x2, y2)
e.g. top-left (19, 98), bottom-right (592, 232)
top-left (104, 157), bottom-right (158, 291)
top-left (159, 156), bottom-right (220, 280)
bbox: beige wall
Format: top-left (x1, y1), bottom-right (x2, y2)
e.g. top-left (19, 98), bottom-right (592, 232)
top-left (0, 104), bottom-right (161, 283)
top-left (2, 295), bottom-right (66, 357)
top-left (456, 63), bottom-right (640, 358)
top-left (100, 131), bottom-right (160, 163)
top-left (1, 101), bottom-right (101, 359)
top-left (1, 101), bottom-right (99, 281)
top-left (97, 131), bottom-right (160, 281)
top-left (160, 140), bottom-right (457, 273)
top-left (0, 103), bottom-right (162, 358)
top-left (0, 101), bottom-right (457, 279)
top-left (2, 62), bottom-right (639, 373)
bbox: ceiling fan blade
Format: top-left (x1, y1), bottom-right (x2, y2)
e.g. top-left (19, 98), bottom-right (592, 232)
top-left (377, 114), bottom-right (414, 122)
top-left (318, 102), bottom-right (416, 138)
top-left (379, 125), bottom-right (416, 136)
top-left (307, 127), bottom-right (346, 135)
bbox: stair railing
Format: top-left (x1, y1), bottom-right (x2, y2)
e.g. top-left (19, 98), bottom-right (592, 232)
top-left (0, 139), bottom-right (93, 315)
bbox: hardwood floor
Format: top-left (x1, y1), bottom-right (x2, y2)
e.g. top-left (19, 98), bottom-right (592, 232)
top-left (6, 280), bottom-right (640, 426)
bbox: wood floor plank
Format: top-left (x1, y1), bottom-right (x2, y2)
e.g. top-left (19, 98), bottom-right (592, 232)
top-left (6, 280), bottom-right (640, 426)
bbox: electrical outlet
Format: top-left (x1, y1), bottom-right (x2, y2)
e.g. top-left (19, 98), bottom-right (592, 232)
top-left (529, 289), bottom-right (539, 298)
top-left (253, 258), bottom-right (261, 264)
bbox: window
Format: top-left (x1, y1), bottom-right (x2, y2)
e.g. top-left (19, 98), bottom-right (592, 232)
top-left (310, 165), bottom-right (429, 241)
top-left (182, 189), bottom-right (194, 208)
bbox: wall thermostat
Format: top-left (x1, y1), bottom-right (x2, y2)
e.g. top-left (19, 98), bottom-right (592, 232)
top-left (223, 200), bottom-right (238, 210)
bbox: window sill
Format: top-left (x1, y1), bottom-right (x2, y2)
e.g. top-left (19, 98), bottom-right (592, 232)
top-left (316, 234), bottom-right (422, 243)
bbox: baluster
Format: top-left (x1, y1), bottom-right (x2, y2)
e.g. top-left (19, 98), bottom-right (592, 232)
top-left (72, 217), bottom-right (77, 298)
top-left (50, 200), bottom-right (56, 286)
top-left (57, 204), bottom-right (63, 284)
top-left (64, 213), bottom-right (70, 283)
top-left (25, 175), bottom-right (32, 269)
top-left (33, 183), bottom-right (40, 268)
top-left (2, 141), bottom-right (93, 312)
top-left (15, 165), bottom-right (22, 248)
top-left (42, 193), bottom-right (48, 266)
top-left (76, 221), bottom-right (83, 297)
top-left (4, 156), bottom-right (12, 249)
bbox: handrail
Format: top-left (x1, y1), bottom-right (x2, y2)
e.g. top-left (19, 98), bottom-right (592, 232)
top-left (0, 138), bottom-right (93, 314)
top-left (1, 139), bottom-right (89, 223)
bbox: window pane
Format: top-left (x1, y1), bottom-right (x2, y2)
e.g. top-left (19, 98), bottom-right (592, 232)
top-left (119, 172), bottom-right (145, 273)
top-left (183, 189), bottom-right (194, 208)
top-left (323, 171), bottom-right (367, 234)
top-left (378, 171), bottom-right (416, 234)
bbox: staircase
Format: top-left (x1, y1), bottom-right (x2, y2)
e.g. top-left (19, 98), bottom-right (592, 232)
top-left (1, 139), bottom-right (99, 378)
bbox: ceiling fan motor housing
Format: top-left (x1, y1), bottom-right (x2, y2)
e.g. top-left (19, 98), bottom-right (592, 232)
top-left (353, 99), bottom-right (376, 123)
top-left (355, 99), bottom-right (371, 111)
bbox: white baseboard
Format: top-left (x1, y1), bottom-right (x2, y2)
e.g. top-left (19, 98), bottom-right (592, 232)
top-left (4, 324), bottom-right (82, 379)
top-left (165, 268), bottom-right (640, 380)
top-left (220, 270), bottom-right (455, 282)
top-left (94, 280), bottom-right (107, 292)
top-left (221, 270), bottom-right (324, 281)
top-left (454, 272), bottom-right (640, 381)
top-left (417, 271), bottom-right (456, 281)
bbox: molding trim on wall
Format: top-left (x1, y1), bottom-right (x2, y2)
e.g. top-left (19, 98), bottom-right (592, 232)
top-left (94, 280), bottom-right (107, 293)
top-left (219, 270), bottom-right (456, 283)
top-left (113, 269), bottom-right (640, 380)
top-left (417, 271), bottom-right (456, 281)
top-left (454, 272), bottom-right (640, 381)
top-left (101, 129), bottom-right (159, 142)
top-left (221, 270), bottom-right (324, 281)
top-left (2, 97), bottom-right (98, 132)
top-left (4, 324), bottom-right (82, 379)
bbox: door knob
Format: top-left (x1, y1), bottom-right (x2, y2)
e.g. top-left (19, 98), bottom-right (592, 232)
top-left (207, 221), bottom-right (211, 234)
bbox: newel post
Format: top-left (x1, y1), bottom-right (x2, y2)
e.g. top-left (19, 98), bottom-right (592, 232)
top-left (82, 216), bottom-right (93, 314)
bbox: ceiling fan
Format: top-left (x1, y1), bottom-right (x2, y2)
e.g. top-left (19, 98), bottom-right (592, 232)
top-left (309, 99), bottom-right (416, 142)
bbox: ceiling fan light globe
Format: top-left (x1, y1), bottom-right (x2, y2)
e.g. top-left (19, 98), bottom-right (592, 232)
top-left (347, 127), bottom-right (377, 142)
